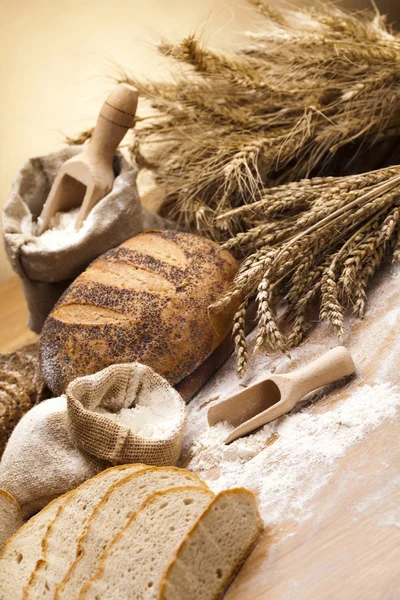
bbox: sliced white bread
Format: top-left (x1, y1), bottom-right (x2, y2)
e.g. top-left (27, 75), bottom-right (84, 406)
top-left (0, 559), bottom-right (25, 599)
top-left (0, 492), bottom-right (70, 599)
top-left (81, 486), bottom-right (215, 600)
top-left (159, 488), bottom-right (263, 600)
top-left (0, 488), bottom-right (23, 550)
top-left (25, 463), bottom-right (147, 599)
top-left (57, 467), bottom-right (208, 599)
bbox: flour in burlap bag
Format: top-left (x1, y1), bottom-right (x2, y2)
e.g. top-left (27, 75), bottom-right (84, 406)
top-left (2, 146), bottom-right (168, 333)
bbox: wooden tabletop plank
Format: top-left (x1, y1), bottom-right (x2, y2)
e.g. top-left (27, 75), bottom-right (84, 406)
top-left (226, 416), bottom-right (400, 599)
top-left (0, 277), bottom-right (37, 353)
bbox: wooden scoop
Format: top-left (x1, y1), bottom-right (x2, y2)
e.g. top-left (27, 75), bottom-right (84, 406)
top-left (38, 83), bottom-right (138, 234)
top-left (207, 346), bottom-right (355, 444)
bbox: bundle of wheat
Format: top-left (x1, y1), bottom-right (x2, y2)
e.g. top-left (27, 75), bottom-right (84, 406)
top-left (69, 2), bottom-right (400, 375)
top-left (210, 167), bottom-right (400, 375)
top-left (118, 1), bottom-right (400, 234)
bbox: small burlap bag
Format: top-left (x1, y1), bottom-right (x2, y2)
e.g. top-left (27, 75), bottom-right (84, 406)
top-left (67, 363), bottom-right (187, 469)
top-left (0, 363), bottom-right (186, 516)
top-left (2, 146), bottom-right (168, 333)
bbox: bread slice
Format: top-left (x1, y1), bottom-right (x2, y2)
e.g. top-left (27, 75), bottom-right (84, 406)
top-left (0, 559), bottom-right (26, 599)
top-left (159, 488), bottom-right (263, 600)
top-left (25, 464), bottom-right (147, 599)
top-left (81, 486), bottom-right (214, 600)
top-left (57, 467), bottom-right (208, 599)
top-left (0, 488), bottom-right (23, 550)
top-left (0, 492), bottom-right (70, 599)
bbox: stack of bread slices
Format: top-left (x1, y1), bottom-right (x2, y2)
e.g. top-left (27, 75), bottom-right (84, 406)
top-left (0, 465), bottom-right (263, 600)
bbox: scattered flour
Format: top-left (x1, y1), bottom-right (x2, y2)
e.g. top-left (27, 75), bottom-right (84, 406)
top-left (355, 474), bottom-right (400, 529)
top-left (96, 387), bottom-right (182, 441)
top-left (183, 263), bottom-right (400, 528)
top-left (21, 208), bottom-right (92, 251)
top-left (184, 382), bottom-right (400, 527)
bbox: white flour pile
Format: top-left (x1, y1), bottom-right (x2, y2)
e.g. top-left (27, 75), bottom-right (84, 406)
top-left (96, 388), bottom-right (182, 441)
top-left (21, 208), bottom-right (92, 250)
top-left (185, 383), bottom-right (400, 526)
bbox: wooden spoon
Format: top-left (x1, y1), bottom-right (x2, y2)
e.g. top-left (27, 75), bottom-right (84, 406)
top-left (207, 346), bottom-right (355, 444)
top-left (38, 83), bottom-right (138, 234)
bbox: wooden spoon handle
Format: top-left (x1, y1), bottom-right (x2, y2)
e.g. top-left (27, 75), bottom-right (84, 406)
top-left (88, 83), bottom-right (138, 162)
top-left (225, 346), bottom-right (355, 444)
top-left (283, 346), bottom-right (355, 399)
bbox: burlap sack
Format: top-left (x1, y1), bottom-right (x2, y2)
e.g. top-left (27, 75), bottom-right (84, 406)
top-left (2, 146), bottom-right (168, 333)
top-left (0, 362), bottom-right (186, 517)
top-left (67, 363), bottom-right (187, 469)
top-left (0, 397), bottom-right (96, 518)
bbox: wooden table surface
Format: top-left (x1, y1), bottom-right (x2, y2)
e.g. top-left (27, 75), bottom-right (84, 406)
top-left (0, 277), bottom-right (37, 353)
top-left (1, 272), bottom-right (399, 600)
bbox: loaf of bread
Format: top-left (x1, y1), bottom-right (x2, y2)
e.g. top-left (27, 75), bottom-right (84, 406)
top-left (39, 231), bottom-right (239, 395)
top-left (0, 344), bottom-right (46, 457)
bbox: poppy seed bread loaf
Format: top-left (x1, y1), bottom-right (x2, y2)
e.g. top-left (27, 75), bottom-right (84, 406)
top-left (39, 231), bottom-right (238, 395)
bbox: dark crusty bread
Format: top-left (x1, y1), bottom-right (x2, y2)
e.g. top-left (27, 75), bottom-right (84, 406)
top-left (39, 231), bottom-right (238, 395)
top-left (0, 344), bottom-right (45, 457)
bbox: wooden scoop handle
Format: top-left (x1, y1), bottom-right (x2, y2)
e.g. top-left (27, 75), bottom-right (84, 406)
top-left (278, 346), bottom-right (355, 402)
top-left (224, 346), bottom-right (355, 444)
top-left (88, 83), bottom-right (138, 163)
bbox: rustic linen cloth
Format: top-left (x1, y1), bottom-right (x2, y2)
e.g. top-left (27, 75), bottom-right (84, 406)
top-left (0, 363), bottom-right (186, 517)
top-left (2, 146), bottom-right (167, 333)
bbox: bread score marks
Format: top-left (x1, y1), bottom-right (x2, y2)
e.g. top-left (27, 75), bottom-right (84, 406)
top-left (39, 231), bottom-right (239, 395)
top-left (79, 261), bottom-right (176, 295)
top-left (121, 232), bottom-right (188, 267)
top-left (51, 304), bottom-right (133, 326)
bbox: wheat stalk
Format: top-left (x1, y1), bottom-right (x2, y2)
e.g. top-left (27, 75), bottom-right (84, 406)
top-left (109, 2), bottom-right (400, 234)
top-left (212, 166), bottom-right (400, 375)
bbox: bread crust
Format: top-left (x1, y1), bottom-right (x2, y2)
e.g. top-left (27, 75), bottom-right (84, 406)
top-left (0, 488), bottom-right (22, 518)
top-left (0, 489), bottom-right (23, 549)
top-left (39, 231), bottom-right (239, 395)
top-left (0, 491), bottom-right (69, 560)
top-left (158, 488), bottom-right (263, 600)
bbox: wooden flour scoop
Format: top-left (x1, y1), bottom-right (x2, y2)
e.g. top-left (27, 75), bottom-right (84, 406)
top-left (208, 346), bottom-right (355, 444)
top-left (38, 83), bottom-right (138, 234)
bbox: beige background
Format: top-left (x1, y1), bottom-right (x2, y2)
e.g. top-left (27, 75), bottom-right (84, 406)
top-left (1, 0), bottom-right (399, 282)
